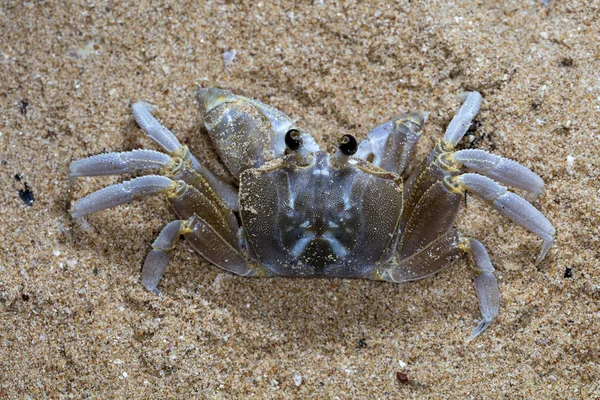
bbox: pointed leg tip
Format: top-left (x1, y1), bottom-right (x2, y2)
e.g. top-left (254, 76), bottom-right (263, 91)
top-left (536, 238), bottom-right (554, 265)
top-left (72, 215), bottom-right (95, 232)
top-left (142, 275), bottom-right (162, 296)
top-left (143, 283), bottom-right (161, 296)
top-left (142, 247), bottom-right (173, 295)
top-left (467, 319), bottom-right (493, 343)
top-left (68, 163), bottom-right (82, 179)
top-left (71, 204), bottom-right (93, 220)
top-left (525, 190), bottom-right (542, 202)
top-left (70, 205), bottom-right (83, 219)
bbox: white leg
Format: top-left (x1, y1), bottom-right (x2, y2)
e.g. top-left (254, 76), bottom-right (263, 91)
top-left (449, 149), bottom-right (544, 201)
top-left (132, 102), bottom-right (184, 154)
top-left (452, 173), bottom-right (555, 263)
top-left (378, 232), bottom-right (500, 342)
top-left (71, 175), bottom-right (176, 218)
top-left (69, 149), bottom-right (172, 177)
top-left (463, 237), bottom-right (500, 342)
top-left (443, 92), bottom-right (482, 147)
top-left (142, 220), bottom-right (188, 294)
top-left (142, 215), bottom-right (261, 294)
top-left (131, 101), bottom-right (238, 210)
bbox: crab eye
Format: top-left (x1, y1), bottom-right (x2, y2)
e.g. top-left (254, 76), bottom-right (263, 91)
top-left (337, 134), bottom-right (358, 156)
top-left (285, 129), bottom-right (303, 151)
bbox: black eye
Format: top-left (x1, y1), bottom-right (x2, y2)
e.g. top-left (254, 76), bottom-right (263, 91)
top-left (337, 134), bottom-right (358, 156)
top-left (285, 129), bottom-right (303, 151)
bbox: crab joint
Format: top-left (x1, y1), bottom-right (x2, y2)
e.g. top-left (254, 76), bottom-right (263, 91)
top-left (452, 174), bottom-right (506, 204)
top-left (458, 237), bottom-right (471, 254)
top-left (436, 152), bottom-right (461, 173)
top-left (447, 174), bottom-right (505, 203)
top-left (459, 237), bottom-right (496, 275)
top-left (162, 155), bottom-right (185, 176)
top-left (151, 220), bottom-right (191, 253)
top-left (435, 138), bottom-right (455, 154)
top-left (442, 175), bottom-right (465, 195)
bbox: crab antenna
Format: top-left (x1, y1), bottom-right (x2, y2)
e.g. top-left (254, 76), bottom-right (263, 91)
top-left (333, 134), bottom-right (358, 167)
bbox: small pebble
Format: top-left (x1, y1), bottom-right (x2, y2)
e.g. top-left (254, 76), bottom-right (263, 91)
top-left (564, 267), bottom-right (573, 278)
top-left (566, 155), bottom-right (575, 175)
top-left (396, 371), bottom-right (409, 382)
top-left (293, 373), bottom-right (302, 387)
top-left (223, 49), bottom-right (236, 67)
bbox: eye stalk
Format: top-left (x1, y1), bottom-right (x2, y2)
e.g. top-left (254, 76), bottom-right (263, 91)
top-left (285, 129), bottom-right (303, 151)
top-left (337, 134), bottom-right (358, 156)
top-left (285, 128), bottom-right (311, 164)
top-left (332, 134), bottom-right (358, 168)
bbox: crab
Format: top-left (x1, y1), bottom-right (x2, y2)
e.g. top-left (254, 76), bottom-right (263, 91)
top-left (69, 88), bottom-right (555, 340)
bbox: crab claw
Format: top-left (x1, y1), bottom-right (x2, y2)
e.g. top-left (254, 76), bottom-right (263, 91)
top-left (196, 88), bottom-right (320, 178)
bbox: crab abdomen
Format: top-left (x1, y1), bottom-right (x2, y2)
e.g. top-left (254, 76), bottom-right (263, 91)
top-left (239, 152), bottom-right (403, 278)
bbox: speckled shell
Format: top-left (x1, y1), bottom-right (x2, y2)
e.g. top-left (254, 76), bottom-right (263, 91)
top-left (199, 88), bottom-right (276, 179)
top-left (239, 151), bottom-right (403, 278)
top-left (197, 88), bottom-right (321, 181)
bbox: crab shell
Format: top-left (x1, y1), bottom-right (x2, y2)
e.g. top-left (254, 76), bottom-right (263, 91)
top-left (239, 151), bottom-right (402, 278)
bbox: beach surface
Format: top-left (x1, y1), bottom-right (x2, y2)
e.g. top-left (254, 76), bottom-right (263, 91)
top-left (1, 1), bottom-right (599, 398)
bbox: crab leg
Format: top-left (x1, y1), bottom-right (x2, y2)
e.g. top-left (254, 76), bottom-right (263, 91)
top-left (70, 172), bottom-right (237, 241)
top-left (71, 175), bottom-right (176, 218)
top-left (355, 113), bottom-right (425, 175)
top-left (168, 180), bottom-right (239, 247)
top-left (401, 92), bottom-right (550, 244)
top-left (133, 102), bottom-right (183, 154)
top-left (71, 173), bottom-right (258, 292)
top-left (400, 150), bottom-right (456, 236)
top-left (446, 149), bottom-right (544, 201)
top-left (131, 101), bottom-right (238, 210)
top-left (462, 237), bottom-right (499, 342)
top-left (70, 173), bottom-right (240, 246)
top-left (398, 181), bottom-right (462, 258)
top-left (184, 215), bottom-right (256, 277)
top-left (377, 231), bottom-right (499, 341)
top-left (403, 92), bottom-right (481, 189)
top-left (443, 92), bottom-right (483, 147)
top-left (378, 230), bottom-right (462, 283)
top-left (451, 173), bottom-right (555, 263)
top-left (141, 215), bottom-right (259, 294)
top-left (142, 219), bottom-right (187, 294)
top-left (69, 149), bottom-right (172, 178)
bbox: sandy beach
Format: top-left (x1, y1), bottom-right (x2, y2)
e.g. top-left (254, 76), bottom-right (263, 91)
top-left (1, 1), bottom-right (599, 398)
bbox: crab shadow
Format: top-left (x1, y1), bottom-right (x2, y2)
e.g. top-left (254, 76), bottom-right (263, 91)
top-left (167, 261), bottom-right (476, 352)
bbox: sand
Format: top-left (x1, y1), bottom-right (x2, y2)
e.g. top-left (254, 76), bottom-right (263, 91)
top-left (1, 0), bottom-right (599, 398)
